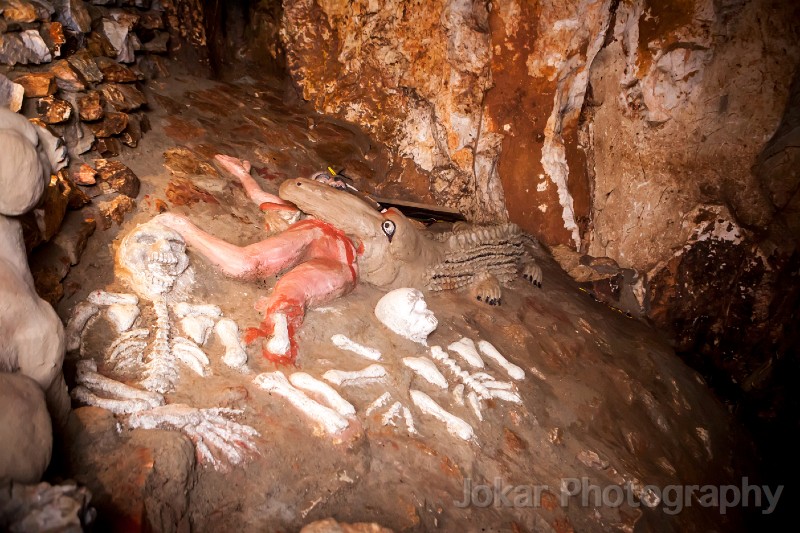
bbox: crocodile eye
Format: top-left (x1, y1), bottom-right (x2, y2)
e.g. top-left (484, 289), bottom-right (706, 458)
top-left (381, 220), bottom-right (396, 242)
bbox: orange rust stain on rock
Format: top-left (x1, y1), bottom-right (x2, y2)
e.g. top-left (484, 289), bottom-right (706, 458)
top-left (637, 0), bottom-right (696, 76)
top-left (165, 178), bottom-right (219, 206)
top-left (439, 456), bottom-right (463, 480)
top-left (540, 490), bottom-right (560, 511)
top-left (485, 1), bottom-right (573, 247)
top-left (562, 122), bottom-right (591, 244)
top-left (503, 427), bottom-right (528, 454)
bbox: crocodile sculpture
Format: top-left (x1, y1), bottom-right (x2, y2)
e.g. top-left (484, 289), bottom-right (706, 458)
top-left (157, 155), bottom-right (542, 364)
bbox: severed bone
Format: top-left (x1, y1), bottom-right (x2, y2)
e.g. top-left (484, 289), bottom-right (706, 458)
top-left (88, 290), bottom-right (138, 306)
top-left (107, 303), bottom-right (140, 333)
top-left (289, 372), bottom-right (356, 417)
top-left (65, 302), bottom-right (99, 351)
top-left (215, 318), bottom-right (248, 368)
top-left (402, 357), bottom-right (449, 389)
top-left (323, 364), bottom-right (387, 387)
top-left (266, 312), bottom-right (291, 355)
top-left (478, 339), bottom-right (525, 380)
top-left (180, 315), bottom-right (215, 345)
top-left (127, 404), bottom-right (260, 470)
top-left (331, 334), bottom-right (382, 361)
top-left (447, 337), bottom-right (484, 368)
top-left (254, 372), bottom-right (351, 435)
top-left (410, 390), bottom-right (474, 441)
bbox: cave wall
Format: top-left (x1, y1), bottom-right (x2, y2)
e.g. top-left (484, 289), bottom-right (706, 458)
top-left (277, 0), bottom-right (800, 397)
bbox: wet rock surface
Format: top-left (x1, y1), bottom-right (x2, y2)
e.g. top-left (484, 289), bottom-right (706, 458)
top-left (50, 70), bottom-right (752, 532)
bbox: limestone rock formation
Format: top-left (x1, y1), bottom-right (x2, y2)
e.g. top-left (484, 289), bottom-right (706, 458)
top-left (279, 0), bottom-right (800, 405)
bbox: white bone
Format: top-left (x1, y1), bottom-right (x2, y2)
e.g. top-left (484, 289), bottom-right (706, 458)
top-left (447, 337), bottom-right (484, 368)
top-left (180, 315), bottom-right (215, 345)
top-left (107, 328), bottom-right (148, 360)
top-left (107, 303), bottom-right (140, 333)
top-left (477, 339), bottom-right (525, 380)
top-left (402, 407), bottom-right (418, 435)
top-left (65, 302), bottom-right (100, 351)
top-left (467, 390), bottom-right (483, 421)
top-left (127, 404), bottom-right (259, 470)
top-left (382, 401), bottom-right (402, 426)
top-left (410, 390), bottom-right (474, 441)
top-left (88, 290), bottom-right (138, 306)
top-left (488, 388), bottom-right (522, 404)
top-left (215, 318), bottom-right (248, 368)
top-left (402, 357), bottom-right (448, 389)
top-left (172, 338), bottom-right (210, 375)
top-left (254, 372), bottom-right (350, 435)
top-left (72, 360), bottom-right (164, 414)
top-left (322, 364), bottom-right (387, 387)
top-left (173, 302), bottom-right (222, 318)
top-left (331, 334), bottom-right (382, 361)
top-left (266, 312), bottom-right (291, 355)
top-left (452, 384), bottom-right (465, 406)
top-left (290, 372), bottom-right (356, 417)
top-left (365, 392), bottom-right (392, 416)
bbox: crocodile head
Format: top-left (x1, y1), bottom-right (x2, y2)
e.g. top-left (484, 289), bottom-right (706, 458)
top-left (279, 178), bottom-right (441, 288)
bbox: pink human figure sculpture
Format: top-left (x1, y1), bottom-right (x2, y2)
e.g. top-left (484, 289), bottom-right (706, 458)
top-left (155, 155), bottom-right (358, 365)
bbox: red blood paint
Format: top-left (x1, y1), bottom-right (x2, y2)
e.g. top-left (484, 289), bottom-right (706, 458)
top-left (259, 202), bottom-right (298, 212)
top-left (241, 218), bottom-right (359, 365)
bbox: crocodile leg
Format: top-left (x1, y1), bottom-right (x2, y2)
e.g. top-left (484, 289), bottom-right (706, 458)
top-left (470, 272), bottom-right (503, 306)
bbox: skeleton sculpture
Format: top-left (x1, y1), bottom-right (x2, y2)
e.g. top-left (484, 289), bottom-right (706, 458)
top-left (156, 155), bottom-right (543, 364)
top-left (252, 292), bottom-right (526, 443)
top-left (64, 220), bottom-right (258, 469)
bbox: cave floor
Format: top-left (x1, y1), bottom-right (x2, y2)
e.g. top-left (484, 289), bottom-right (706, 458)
top-left (54, 66), bottom-right (747, 533)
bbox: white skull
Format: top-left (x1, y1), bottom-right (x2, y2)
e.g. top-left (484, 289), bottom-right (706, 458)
top-left (374, 288), bottom-right (438, 345)
top-left (117, 220), bottom-right (191, 300)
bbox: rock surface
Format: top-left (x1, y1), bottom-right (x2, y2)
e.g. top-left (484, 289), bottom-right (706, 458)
top-left (278, 0), bottom-right (800, 412)
top-left (0, 373), bottom-right (52, 484)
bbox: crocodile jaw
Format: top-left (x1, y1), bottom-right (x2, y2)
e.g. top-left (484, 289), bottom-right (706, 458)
top-left (279, 178), bottom-right (439, 288)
